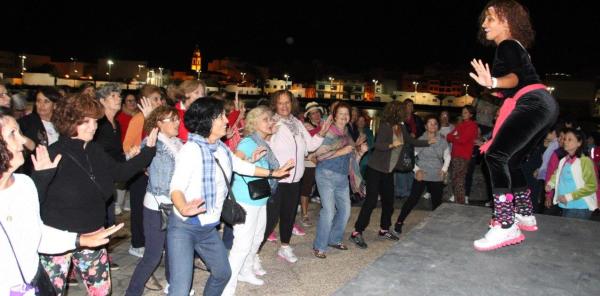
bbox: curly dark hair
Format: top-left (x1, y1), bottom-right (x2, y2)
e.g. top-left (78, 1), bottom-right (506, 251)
top-left (144, 105), bottom-right (179, 134)
top-left (0, 107), bottom-right (15, 174)
top-left (478, 0), bottom-right (535, 48)
top-left (564, 128), bottom-right (585, 158)
top-left (463, 105), bottom-right (477, 120)
top-left (184, 97), bottom-right (224, 137)
top-left (52, 93), bottom-right (104, 137)
top-left (270, 90), bottom-right (300, 117)
top-left (381, 101), bottom-right (407, 126)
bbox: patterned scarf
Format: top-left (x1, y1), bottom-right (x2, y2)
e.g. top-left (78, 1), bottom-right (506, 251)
top-left (273, 114), bottom-right (300, 136)
top-left (249, 132), bottom-right (280, 194)
top-left (187, 133), bottom-right (232, 213)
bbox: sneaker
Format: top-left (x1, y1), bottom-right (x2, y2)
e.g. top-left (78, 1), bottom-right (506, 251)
top-left (123, 206), bottom-right (131, 212)
top-left (67, 277), bottom-right (79, 287)
top-left (128, 246), bottom-right (145, 258)
top-left (277, 246), bottom-right (298, 263)
top-left (145, 275), bottom-right (163, 291)
top-left (484, 201), bottom-right (493, 207)
top-left (465, 196), bottom-right (470, 205)
top-left (474, 221), bottom-right (525, 251)
top-left (253, 254), bottom-right (267, 276)
top-left (423, 192), bottom-right (431, 200)
top-left (515, 213), bottom-right (538, 232)
top-left (378, 230), bottom-right (400, 241)
top-left (237, 273), bottom-right (265, 286)
top-left (311, 196), bottom-right (321, 204)
top-left (292, 224), bottom-right (306, 236)
top-left (448, 195), bottom-right (455, 202)
top-left (164, 283), bottom-right (195, 295)
top-left (300, 215), bottom-right (313, 227)
top-left (110, 262), bottom-right (120, 271)
top-left (115, 206), bottom-right (122, 216)
top-left (267, 232), bottom-right (278, 242)
top-left (349, 232), bottom-right (368, 249)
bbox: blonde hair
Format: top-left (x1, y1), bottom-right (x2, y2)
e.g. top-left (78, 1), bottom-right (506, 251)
top-left (178, 80), bottom-right (206, 100)
top-left (244, 105), bottom-right (272, 136)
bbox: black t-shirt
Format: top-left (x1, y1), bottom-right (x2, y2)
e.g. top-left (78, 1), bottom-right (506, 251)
top-left (94, 116), bottom-right (125, 162)
top-left (492, 39), bottom-right (541, 98)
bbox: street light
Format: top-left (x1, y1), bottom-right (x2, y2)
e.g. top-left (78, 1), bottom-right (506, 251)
top-left (547, 86), bottom-right (555, 95)
top-left (284, 74), bottom-right (290, 89)
top-left (158, 67), bottom-right (164, 86)
top-left (137, 64), bottom-right (144, 78)
top-left (372, 79), bottom-right (379, 100)
top-left (70, 57), bottom-right (78, 74)
top-left (412, 81), bottom-right (419, 93)
top-left (19, 55), bottom-right (27, 75)
top-left (463, 83), bottom-right (470, 96)
top-left (240, 72), bottom-right (246, 83)
top-left (107, 59), bottom-right (114, 80)
top-left (328, 77), bottom-right (335, 98)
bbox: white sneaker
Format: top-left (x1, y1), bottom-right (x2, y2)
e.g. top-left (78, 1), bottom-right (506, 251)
top-left (484, 201), bottom-right (492, 207)
top-left (423, 192), bottom-right (431, 200)
top-left (128, 246), bottom-right (145, 258)
top-left (253, 254), bottom-right (267, 276)
top-left (448, 195), bottom-right (455, 202)
top-left (115, 206), bottom-right (122, 216)
top-left (474, 222), bottom-right (525, 251)
top-left (237, 273), bottom-right (264, 286)
top-left (465, 196), bottom-right (469, 204)
top-left (515, 213), bottom-right (538, 232)
top-left (163, 283), bottom-right (195, 295)
top-left (277, 246), bottom-right (298, 263)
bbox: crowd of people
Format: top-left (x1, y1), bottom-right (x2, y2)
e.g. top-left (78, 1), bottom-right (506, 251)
top-left (1, 1), bottom-right (599, 295)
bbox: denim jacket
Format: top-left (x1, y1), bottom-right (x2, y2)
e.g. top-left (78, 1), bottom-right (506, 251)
top-left (145, 136), bottom-right (182, 197)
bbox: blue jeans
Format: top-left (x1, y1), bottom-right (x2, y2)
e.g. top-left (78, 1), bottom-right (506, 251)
top-left (314, 169), bottom-right (351, 252)
top-left (167, 214), bottom-right (231, 296)
top-left (561, 208), bottom-right (592, 220)
top-left (394, 171), bottom-right (414, 198)
top-left (126, 207), bottom-right (169, 296)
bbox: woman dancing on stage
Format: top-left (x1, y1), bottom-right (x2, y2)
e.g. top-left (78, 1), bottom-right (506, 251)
top-left (469, 0), bottom-right (558, 251)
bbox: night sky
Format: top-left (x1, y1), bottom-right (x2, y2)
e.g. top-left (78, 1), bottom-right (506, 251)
top-left (3, 1), bottom-right (598, 80)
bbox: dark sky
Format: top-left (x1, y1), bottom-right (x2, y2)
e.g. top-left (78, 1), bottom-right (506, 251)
top-left (3, 1), bottom-right (599, 79)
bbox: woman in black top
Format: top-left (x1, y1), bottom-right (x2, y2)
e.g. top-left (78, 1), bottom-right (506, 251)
top-left (33, 93), bottom-right (158, 295)
top-left (469, 0), bottom-right (559, 251)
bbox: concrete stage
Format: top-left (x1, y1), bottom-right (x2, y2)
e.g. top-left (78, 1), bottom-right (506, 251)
top-left (335, 203), bottom-right (600, 296)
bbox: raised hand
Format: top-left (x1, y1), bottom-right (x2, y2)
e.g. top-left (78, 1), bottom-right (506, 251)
top-left (272, 159), bottom-right (295, 178)
top-left (138, 96), bottom-right (156, 118)
top-left (180, 198), bottom-right (206, 217)
top-left (250, 146), bottom-right (267, 163)
top-left (469, 59), bottom-right (493, 88)
top-left (126, 145), bottom-right (141, 159)
top-left (32, 145), bottom-right (61, 171)
top-left (78, 223), bottom-right (125, 248)
top-left (145, 128), bottom-right (159, 147)
top-left (319, 115), bottom-right (333, 136)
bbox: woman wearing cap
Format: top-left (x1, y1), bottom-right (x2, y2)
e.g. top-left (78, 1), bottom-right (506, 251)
top-left (300, 101), bottom-right (324, 226)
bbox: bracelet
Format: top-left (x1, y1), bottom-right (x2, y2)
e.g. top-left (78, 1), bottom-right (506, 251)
top-left (75, 234), bottom-right (81, 249)
top-left (488, 77), bottom-right (498, 89)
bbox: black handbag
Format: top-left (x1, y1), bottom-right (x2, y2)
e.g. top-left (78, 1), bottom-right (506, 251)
top-left (158, 203), bottom-right (174, 231)
top-left (241, 176), bottom-right (271, 200)
top-left (395, 143), bottom-right (415, 172)
top-left (215, 158), bottom-right (247, 225)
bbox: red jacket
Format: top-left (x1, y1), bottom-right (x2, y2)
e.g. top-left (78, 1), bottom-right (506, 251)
top-left (446, 119), bottom-right (478, 160)
top-left (176, 102), bottom-right (189, 143)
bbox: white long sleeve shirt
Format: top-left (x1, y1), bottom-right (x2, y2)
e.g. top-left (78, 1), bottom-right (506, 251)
top-left (0, 174), bottom-right (76, 294)
top-left (169, 142), bottom-right (256, 226)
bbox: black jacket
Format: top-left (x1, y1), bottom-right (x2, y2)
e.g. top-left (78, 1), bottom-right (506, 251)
top-left (17, 112), bottom-right (48, 175)
top-left (32, 137), bottom-right (155, 233)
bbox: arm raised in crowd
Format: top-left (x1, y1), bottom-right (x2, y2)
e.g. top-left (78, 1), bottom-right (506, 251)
top-left (107, 128), bottom-right (158, 182)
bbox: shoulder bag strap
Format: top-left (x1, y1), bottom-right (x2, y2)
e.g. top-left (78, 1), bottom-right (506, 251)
top-left (214, 157), bottom-right (237, 202)
top-left (0, 220), bottom-right (29, 284)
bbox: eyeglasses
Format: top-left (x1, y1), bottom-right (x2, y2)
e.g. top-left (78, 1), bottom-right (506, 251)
top-left (0, 92), bottom-right (9, 97)
top-left (161, 117), bottom-right (180, 123)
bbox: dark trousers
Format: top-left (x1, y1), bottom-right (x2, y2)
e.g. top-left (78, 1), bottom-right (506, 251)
top-left (396, 180), bottom-right (443, 224)
top-left (129, 173), bottom-right (148, 248)
top-left (125, 207), bottom-right (169, 296)
top-left (263, 182), bottom-right (301, 245)
top-left (354, 167), bottom-right (395, 232)
top-left (485, 90), bottom-right (558, 194)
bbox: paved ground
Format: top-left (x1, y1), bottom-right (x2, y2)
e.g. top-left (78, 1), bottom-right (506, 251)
top-left (65, 198), bottom-right (432, 295)
top-left (336, 203), bottom-right (600, 296)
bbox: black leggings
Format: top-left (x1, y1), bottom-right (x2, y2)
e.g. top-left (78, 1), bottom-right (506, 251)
top-left (354, 167), bottom-right (395, 232)
top-left (396, 180), bottom-right (443, 224)
top-left (485, 90), bottom-right (558, 195)
top-left (263, 182), bottom-right (301, 245)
